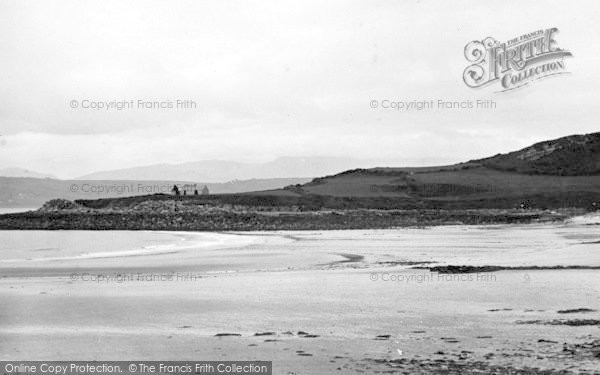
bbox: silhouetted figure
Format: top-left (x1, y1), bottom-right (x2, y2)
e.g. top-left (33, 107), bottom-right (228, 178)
top-left (183, 190), bottom-right (186, 196)
top-left (194, 189), bottom-right (199, 195)
top-left (171, 185), bottom-right (180, 196)
top-left (202, 185), bottom-right (209, 195)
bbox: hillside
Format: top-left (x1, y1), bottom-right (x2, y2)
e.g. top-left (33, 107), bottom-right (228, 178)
top-left (243, 132), bottom-right (599, 208)
top-left (476, 132), bottom-right (600, 175)
top-left (270, 165), bottom-right (600, 200)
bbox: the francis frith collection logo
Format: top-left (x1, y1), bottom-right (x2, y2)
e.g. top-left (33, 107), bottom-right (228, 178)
top-left (463, 28), bottom-right (572, 92)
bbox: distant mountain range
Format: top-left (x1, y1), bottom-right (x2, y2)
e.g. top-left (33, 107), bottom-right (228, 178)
top-left (0, 167), bottom-right (56, 179)
top-left (76, 156), bottom-right (387, 181)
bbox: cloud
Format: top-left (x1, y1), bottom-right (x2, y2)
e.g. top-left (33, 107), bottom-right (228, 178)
top-left (0, 0), bottom-right (598, 177)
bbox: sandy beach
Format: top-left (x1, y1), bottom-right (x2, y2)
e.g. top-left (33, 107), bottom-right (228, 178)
top-left (1, 217), bottom-right (599, 374)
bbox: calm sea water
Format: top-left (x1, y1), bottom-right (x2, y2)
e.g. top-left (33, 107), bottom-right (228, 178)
top-left (0, 230), bottom-right (257, 265)
top-left (0, 216), bottom-right (598, 269)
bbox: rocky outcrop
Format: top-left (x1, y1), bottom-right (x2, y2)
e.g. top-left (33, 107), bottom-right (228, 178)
top-left (38, 199), bottom-right (82, 212)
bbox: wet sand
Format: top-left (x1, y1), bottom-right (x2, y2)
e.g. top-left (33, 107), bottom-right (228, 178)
top-left (0, 219), bottom-right (599, 374)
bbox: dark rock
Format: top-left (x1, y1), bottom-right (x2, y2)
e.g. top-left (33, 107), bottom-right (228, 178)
top-left (254, 332), bottom-right (276, 336)
top-left (556, 308), bottom-right (595, 314)
top-left (375, 334), bottom-right (391, 340)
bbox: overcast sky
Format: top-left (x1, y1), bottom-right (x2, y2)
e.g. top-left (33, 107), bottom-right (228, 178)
top-left (0, 0), bottom-right (598, 178)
